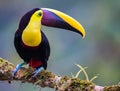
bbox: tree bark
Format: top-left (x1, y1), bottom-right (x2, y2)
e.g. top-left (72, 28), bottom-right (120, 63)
top-left (0, 57), bottom-right (120, 91)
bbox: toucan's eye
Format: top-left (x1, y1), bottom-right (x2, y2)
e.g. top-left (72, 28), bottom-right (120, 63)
top-left (38, 12), bottom-right (42, 16)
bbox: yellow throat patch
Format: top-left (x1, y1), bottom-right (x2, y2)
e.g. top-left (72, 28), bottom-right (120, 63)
top-left (22, 10), bottom-right (43, 47)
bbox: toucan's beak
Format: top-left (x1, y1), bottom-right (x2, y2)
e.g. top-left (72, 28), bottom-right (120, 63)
top-left (41, 8), bottom-right (85, 38)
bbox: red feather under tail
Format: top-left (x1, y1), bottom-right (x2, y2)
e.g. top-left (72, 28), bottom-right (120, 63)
top-left (29, 59), bottom-right (43, 68)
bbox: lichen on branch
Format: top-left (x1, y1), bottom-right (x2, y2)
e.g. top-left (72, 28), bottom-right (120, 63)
top-left (0, 57), bottom-right (120, 91)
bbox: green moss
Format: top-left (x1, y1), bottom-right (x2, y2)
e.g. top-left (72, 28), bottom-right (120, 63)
top-left (60, 76), bottom-right (69, 84)
top-left (33, 70), bottom-right (56, 87)
top-left (104, 85), bottom-right (120, 91)
top-left (56, 76), bottom-right (70, 90)
top-left (0, 59), bottom-right (4, 67)
top-left (67, 78), bottom-right (95, 91)
top-left (38, 70), bottom-right (55, 79)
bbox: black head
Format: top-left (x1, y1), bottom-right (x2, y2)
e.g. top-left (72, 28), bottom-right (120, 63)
top-left (18, 8), bottom-right (40, 31)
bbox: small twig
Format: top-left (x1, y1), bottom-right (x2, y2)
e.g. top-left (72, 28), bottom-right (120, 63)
top-left (76, 64), bottom-right (89, 82)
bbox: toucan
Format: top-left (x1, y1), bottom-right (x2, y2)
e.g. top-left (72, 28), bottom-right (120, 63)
top-left (12, 8), bottom-right (86, 77)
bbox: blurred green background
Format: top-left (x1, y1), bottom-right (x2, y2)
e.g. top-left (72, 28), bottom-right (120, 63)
top-left (0, 0), bottom-right (120, 91)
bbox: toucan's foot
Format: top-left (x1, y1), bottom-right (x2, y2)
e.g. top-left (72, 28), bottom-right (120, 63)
top-left (32, 67), bottom-right (44, 77)
top-left (12, 62), bottom-right (27, 77)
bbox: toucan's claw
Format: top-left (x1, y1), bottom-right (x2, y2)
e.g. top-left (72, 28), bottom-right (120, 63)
top-left (12, 62), bottom-right (27, 77)
top-left (32, 67), bottom-right (44, 77)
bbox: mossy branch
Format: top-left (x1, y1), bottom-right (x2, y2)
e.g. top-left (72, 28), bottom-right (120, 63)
top-left (0, 57), bottom-right (120, 91)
